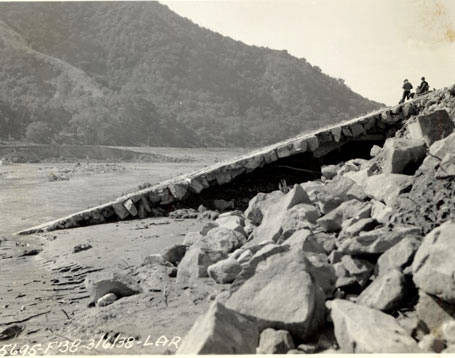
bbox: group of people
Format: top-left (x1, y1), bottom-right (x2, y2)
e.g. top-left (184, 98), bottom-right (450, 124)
top-left (399, 77), bottom-right (430, 104)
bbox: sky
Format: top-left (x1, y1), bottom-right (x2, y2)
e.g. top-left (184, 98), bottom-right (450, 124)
top-left (162, 0), bottom-right (455, 106)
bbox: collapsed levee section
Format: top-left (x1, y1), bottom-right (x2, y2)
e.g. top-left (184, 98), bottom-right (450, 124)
top-left (16, 90), bottom-right (441, 235)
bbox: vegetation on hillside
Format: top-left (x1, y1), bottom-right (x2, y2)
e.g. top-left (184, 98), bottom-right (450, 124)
top-left (0, 2), bottom-right (383, 147)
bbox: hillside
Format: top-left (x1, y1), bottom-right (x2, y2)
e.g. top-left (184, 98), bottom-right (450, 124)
top-left (0, 2), bottom-right (383, 147)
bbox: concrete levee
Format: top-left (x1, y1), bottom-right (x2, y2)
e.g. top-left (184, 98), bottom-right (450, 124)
top-left (16, 88), bottom-right (449, 235)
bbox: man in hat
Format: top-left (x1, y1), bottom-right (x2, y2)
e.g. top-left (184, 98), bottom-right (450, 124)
top-left (399, 79), bottom-right (413, 104)
top-left (416, 76), bottom-right (429, 95)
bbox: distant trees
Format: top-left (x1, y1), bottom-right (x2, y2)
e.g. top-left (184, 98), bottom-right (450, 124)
top-left (25, 121), bottom-right (54, 143)
top-left (0, 2), bottom-right (383, 147)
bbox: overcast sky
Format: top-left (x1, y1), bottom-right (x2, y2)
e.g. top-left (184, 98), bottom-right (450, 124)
top-left (163, 0), bottom-right (455, 106)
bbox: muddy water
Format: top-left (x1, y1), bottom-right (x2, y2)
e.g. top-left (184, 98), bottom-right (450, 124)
top-left (0, 162), bottom-right (208, 235)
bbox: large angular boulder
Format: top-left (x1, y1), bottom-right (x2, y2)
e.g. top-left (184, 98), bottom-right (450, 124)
top-left (226, 247), bottom-right (326, 339)
top-left (198, 227), bottom-right (246, 254)
top-left (244, 191), bottom-right (283, 225)
top-left (177, 301), bottom-right (259, 354)
top-left (338, 226), bottom-right (420, 255)
top-left (207, 258), bottom-right (242, 284)
top-left (176, 247), bottom-right (227, 287)
top-left (215, 212), bottom-right (246, 234)
top-left (251, 185), bottom-right (311, 244)
top-left (416, 290), bottom-right (455, 331)
top-left (329, 299), bottom-right (421, 353)
top-left (357, 269), bottom-right (406, 312)
top-left (419, 132), bottom-right (455, 172)
top-left (317, 176), bottom-right (367, 214)
top-left (281, 229), bottom-right (326, 254)
top-left (412, 221), bottom-right (455, 304)
top-left (279, 203), bottom-right (320, 240)
top-left (257, 328), bottom-right (295, 354)
top-left (377, 236), bottom-right (421, 276)
top-left (381, 138), bottom-right (426, 174)
top-left (407, 109), bottom-right (454, 146)
top-left (300, 180), bottom-right (324, 203)
top-left (362, 173), bottom-right (414, 206)
top-left (317, 199), bottom-right (371, 232)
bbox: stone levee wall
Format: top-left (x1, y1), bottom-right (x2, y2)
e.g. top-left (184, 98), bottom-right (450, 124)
top-left (16, 86), bottom-right (455, 235)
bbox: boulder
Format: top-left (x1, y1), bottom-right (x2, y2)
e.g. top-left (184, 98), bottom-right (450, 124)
top-left (215, 215), bottom-right (246, 236)
top-left (338, 226), bottom-right (420, 255)
top-left (357, 269), bottom-right (406, 312)
top-left (208, 258), bottom-right (242, 284)
top-left (317, 199), bottom-right (371, 232)
top-left (377, 236), bottom-right (421, 276)
top-left (199, 227), bottom-right (246, 254)
top-left (317, 176), bottom-right (367, 214)
top-left (300, 181), bottom-right (324, 203)
top-left (176, 247), bottom-right (228, 287)
top-left (415, 290), bottom-right (455, 331)
top-left (329, 299), bottom-right (421, 353)
top-left (407, 109), bottom-right (454, 146)
top-left (281, 229), bottom-right (326, 254)
top-left (177, 301), bottom-right (259, 354)
top-left (413, 221), bottom-right (455, 304)
top-left (381, 138), bottom-right (426, 174)
top-left (251, 185), bottom-right (311, 244)
top-left (85, 271), bottom-right (141, 306)
top-left (257, 328), bottom-right (295, 354)
top-left (161, 244), bottom-right (187, 266)
top-left (244, 191), bottom-right (283, 225)
top-left (362, 173), bottom-right (413, 206)
top-left (279, 203), bottom-right (320, 240)
top-left (226, 247), bottom-right (326, 340)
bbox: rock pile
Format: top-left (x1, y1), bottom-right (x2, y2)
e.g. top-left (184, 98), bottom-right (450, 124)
top-left (172, 107), bottom-right (455, 354)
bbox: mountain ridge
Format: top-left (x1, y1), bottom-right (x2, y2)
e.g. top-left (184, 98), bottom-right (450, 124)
top-left (0, 2), bottom-right (383, 147)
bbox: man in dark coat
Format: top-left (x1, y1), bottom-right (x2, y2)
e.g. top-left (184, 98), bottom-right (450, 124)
top-left (399, 79), bottom-right (413, 104)
top-left (416, 77), bottom-right (429, 95)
